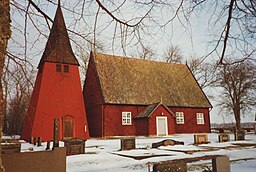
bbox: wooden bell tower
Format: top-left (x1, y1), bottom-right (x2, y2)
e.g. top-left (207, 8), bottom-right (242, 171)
top-left (22, 2), bottom-right (89, 141)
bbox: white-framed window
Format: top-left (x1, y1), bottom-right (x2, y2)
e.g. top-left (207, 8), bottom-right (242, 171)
top-left (176, 112), bottom-right (184, 124)
top-left (196, 113), bottom-right (204, 124)
top-left (122, 112), bottom-right (132, 125)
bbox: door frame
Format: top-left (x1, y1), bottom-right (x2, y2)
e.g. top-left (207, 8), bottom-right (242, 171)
top-left (62, 114), bottom-right (75, 139)
top-left (156, 116), bottom-right (168, 136)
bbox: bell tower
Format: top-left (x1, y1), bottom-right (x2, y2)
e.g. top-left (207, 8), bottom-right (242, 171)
top-left (22, 2), bottom-right (89, 141)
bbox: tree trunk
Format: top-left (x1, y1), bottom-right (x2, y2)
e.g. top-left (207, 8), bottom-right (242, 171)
top-left (0, 0), bottom-right (11, 171)
top-left (234, 103), bottom-right (241, 132)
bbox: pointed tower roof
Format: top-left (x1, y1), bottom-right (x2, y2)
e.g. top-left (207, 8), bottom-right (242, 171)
top-left (38, 3), bottom-right (79, 68)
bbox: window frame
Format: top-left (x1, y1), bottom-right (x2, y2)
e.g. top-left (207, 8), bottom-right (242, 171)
top-left (56, 64), bottom-right (62, 72)
top-left (122, 112), bottom-right (132, 125)
top-left (176, 112), bottom-right (185, 124)
top-left (64, 65), bottom-right (69, 73)
top-left (196, 113), bottom-right (205, 124)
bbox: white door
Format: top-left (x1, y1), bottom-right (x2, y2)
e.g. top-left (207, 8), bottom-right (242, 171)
top-left (156, 117), bottom-right (168, 136)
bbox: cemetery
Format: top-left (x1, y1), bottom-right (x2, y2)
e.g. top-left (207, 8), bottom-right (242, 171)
top-left (1, 1), bottom-right (255, 172)
top-left (1, 131), bottom-right (256, 172)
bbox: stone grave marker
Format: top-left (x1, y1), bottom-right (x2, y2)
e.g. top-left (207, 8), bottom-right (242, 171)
top-left (194, 134), bottom-right (209, 144)
top-left (153, 162), bottom-right (187, 172)
top-left (64, 138), bottom-right (86, 156)
top-left (30, 137), bottom-right (34, 144)
top-left (53, 118), bottom-right (60, 149)
top-left (218, 133), bottom-right (230, 142)
top-left (212, 156), bottom-right (230, 172)
top-left (234, 130), bottom-right (245, 141)
top-left (1, 140), bottom-right (21, 154)
top-left (33, 137), bottom-right (37, 145)
top-left (120, 138), bottom-right (136, 150)
top-left (152, 139), bottom-right (184, 148)
top-left (37, 137), bottom-right (42, 146)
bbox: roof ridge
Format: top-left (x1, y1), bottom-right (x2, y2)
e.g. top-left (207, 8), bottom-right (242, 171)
top-left (92, 52), bottom-right (186, 66)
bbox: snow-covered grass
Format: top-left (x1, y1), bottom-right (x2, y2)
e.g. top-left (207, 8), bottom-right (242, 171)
top-left (7, 133), bottom-right (256, 171)
top-left (67, 133), bottom-right (256, 172)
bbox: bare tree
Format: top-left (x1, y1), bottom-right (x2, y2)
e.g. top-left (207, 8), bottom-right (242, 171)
top-left (75, 40), bottom-right (106, 83)
top-left (163, 44), bottom-right (183, 64)
top-left (3, 66), bottom-right (33, 135)
top-left (187, 57), bottom-right (217, 89)
top-left (0, 0), bottom-right (11, 171)
top-left (131, 45), bottom-right (156, 60)
top-left (216, 60), bottom-right (256, 131)
top-left (8, 1), bottom-right (256, 71)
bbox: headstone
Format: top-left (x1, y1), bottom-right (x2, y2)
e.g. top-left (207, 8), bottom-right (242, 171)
top-left (234, 130), bottom-right (245, 141)
top-left (153, 162), bottom-right (187, 172)
top-left (46, 141), bottom-right (51, 150)
top-left (30, 137), bottom-right (34, 144)
top-left (53, 118), bottom-right (60, 149)
top-left (1, 140), bottom-right (21, 154)
top-left (218, 133), bottom-right (230, 142)
top-left (212, 156), bottom-right (230, 172)
top-left (33, 137), bottom-right (37, 145)
top-left (37, 137), bottom-right (42, 146)
top-left (152, 139), bottom-right (184, 148)
top-left (120, 138), bottom-right (136, 150)
top-left (219, 129), bottom-right (224, 133)
top-left (63, 138), bottom-right (86, 156)
top-left (194, 134), bottom-right (209, 144)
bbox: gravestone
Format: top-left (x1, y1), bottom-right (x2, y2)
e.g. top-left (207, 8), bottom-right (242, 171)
top-left (120, 138), bottom-right (136, 150)
top-left (219, 129), bottom-right (224, 133)
top-left (46, 141), bottom-right (51, 150)
top-left (152, 139), bottom-right (184, 148)
top-left (212, 156), bottom-right (230, 172)
top-left (33, 137), bottom-right (37, 145)
top-left (194, 134), bottom-right (209, 144)
top-left (218, 133), bottom-right (230, 142)
top-left (234, 130), bottom-right (245, 141)
top-left (1, 140), bottom-right (21, 154)
top-left (153, 162), bottom-right (187, 172)
top-left (53, 118), bottom-right (60, 149)
top-left (37, 137), bottom-right (42, 146)
top-left (64, 138), bottom-right (86, 156)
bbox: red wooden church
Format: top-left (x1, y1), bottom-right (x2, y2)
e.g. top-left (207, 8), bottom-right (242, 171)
top-left (22, 4), bottom-right (89, 141)
top-left (83, 52), bottom-right (212, 137)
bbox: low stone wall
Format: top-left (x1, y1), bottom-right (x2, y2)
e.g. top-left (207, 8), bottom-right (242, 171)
top-left (2, 147), bottom-right (66, 172)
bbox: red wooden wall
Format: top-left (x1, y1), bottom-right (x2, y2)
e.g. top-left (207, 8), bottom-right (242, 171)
top-left (22, 62), bottom-right (89, 141)
top-left (85, 104), bottom-right (210, 137)
top-left (172, 107), bottom-right (210, 133)
top-left (83, 57), bottom-right (104, 137)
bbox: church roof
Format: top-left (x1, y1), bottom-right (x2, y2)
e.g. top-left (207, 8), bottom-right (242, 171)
top-left (134, 102), bottom-right (175, 118)
top-left (90, 52), bottom-right (212, 108)
top-left (38, 3), bottom-right (79, 68)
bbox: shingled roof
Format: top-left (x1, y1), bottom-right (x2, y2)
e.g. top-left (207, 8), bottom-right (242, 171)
top-left (134, 102), bottom-right (175, 119)
top-left (38, 3), bottom-right (79, 68)
top-left (91, 52), bottom-right (212, 108)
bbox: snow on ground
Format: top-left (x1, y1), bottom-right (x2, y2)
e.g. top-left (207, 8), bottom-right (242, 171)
top-left (11, 133), bottom-right (256, 171)
top-left (67, 133), bottom-right (256, 172)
